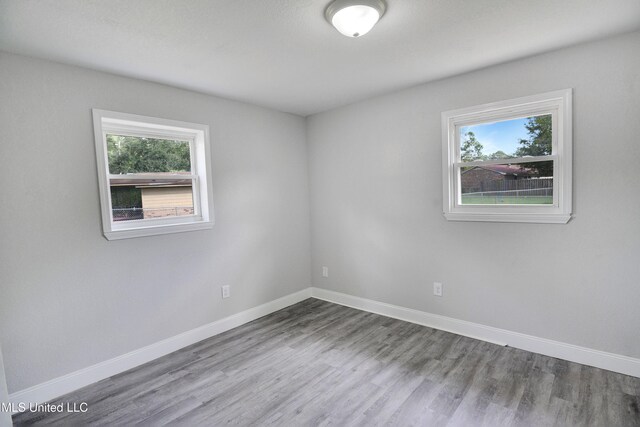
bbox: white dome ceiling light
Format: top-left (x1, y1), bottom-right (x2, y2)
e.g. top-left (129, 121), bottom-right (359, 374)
top-left (325, 0), bottom-right (387, 38)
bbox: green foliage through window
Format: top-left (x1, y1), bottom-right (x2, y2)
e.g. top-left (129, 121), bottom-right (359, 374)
top-left (460, 131), bottom-right (484, 162)
top-left (460, 115), bottom-right (553, 176)
top-left (515, 115), bottom-right (553, 176)
top-left (107, 135), bottom-right (191, 174)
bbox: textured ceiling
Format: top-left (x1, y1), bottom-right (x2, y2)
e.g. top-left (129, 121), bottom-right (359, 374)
top-left (1, 0), bottom-right (639, 116)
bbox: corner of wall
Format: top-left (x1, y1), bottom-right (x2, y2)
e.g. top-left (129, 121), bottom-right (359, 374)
top-left (0, 346), bottom-right (13, 427)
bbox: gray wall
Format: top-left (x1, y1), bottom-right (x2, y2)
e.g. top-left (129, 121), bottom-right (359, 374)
top-left (0, 53), bottom-right (311, 393)
top-left (307, 31), bottom-right (640, 359)
top-left (2, 30), bottom-right (639, 397)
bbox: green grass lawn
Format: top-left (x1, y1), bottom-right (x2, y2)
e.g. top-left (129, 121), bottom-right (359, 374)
top-left (461, 195), bottom-right (553, 205)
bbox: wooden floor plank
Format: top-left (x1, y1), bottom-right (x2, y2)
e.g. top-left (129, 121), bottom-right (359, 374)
top-left (13, 299), bottom-right (640, 426)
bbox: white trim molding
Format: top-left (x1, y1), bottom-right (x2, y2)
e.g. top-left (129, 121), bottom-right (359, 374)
top-left (310, 287), bottom-right (640, 378)
top-left (9, 285), bottom-right (639, 412)
top-left (8, 288), bottom-right (312, 410)
top-left (441, 89), bottom-right (573, 224)
top-left (92, 109), bottom-right (215, 240)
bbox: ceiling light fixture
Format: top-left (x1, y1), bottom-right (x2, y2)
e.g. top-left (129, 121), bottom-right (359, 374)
top-left (325, 0), bottom-right (387, 38)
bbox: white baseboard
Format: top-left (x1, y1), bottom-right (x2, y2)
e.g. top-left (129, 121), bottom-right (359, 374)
top-left (9, 285), bottom-right (639, 411)
top-left (9, 288), bottom-right (312, 409)
top-left (310, 287), bottom-right (640, 378)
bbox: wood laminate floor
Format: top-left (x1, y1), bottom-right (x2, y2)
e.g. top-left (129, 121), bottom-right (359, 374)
top-left (13, 299), bottom-right (640, 426)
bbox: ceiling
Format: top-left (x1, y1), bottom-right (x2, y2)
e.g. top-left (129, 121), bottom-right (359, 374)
top-left (1, 0), bottom-right (639, 116)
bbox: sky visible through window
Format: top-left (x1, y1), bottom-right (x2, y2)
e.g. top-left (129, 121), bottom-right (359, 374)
top-left (460, 117), bottom-right (530, 156)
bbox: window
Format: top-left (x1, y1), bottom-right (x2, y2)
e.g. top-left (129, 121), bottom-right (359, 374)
top-left (441, 89), bottom-right (572, 223)
top-left (92, 109), bottom-right (214, 240)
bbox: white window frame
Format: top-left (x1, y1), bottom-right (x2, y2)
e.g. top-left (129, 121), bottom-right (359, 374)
top-left (441, 89), bottom-right (572, 224)
top-left (92, 109), bottom-right (214, 240)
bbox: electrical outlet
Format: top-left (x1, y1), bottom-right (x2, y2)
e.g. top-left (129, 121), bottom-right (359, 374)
top-left (322, 266), bottom-right (329, 278)
top-left (433, 282), bottom-right (443, 297)
top-left (221, 285), bottom-right (230, 299)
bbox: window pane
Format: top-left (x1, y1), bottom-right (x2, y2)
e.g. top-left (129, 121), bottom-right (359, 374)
top-left (460, 161), bottom-right (553, 205)
top-left (459, 114), bottom-right (552, 162)
top-left (110, 185), bottom-right (143, 221)
top-left (107, 134), bottom-right (191, 174)
top-left (110, 178), bottom-right (194, 221)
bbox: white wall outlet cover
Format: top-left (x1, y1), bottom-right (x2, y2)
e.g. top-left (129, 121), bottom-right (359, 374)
top-left (221, 285), bottom-right (230, 299)
top-left (433, 282), bottom-right (443, 297)
top-left (322, 266), bottom-right (329, 278)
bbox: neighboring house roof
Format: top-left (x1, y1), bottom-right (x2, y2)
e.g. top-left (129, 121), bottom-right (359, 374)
top-left (111, 179), bottom-right (192, 188)
top-left (461, 164), bottom-right (536, 177)
top-left (110, 172), bottom-right (192, 188)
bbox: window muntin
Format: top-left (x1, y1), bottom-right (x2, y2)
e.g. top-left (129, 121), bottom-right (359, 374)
top-left (93, 110), bottom-right (214, 239)
top-left (441, 90), bottom-right (572, 223)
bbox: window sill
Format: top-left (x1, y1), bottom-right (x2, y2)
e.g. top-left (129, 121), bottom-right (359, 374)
top-left (444, 212), bottom-right (571, 224)
top-left (104, 221), bottom-right (213, 240)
